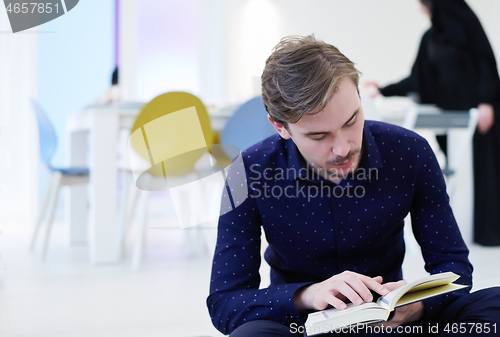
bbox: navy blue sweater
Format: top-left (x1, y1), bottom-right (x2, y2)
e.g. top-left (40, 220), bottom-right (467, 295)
top-left (207, 121), bottom-right (472, 335)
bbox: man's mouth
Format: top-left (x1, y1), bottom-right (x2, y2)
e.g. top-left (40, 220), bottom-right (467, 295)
top-left (328, 151), bottom-right (358, 167)
top-left (331, 156), bottom-right (354, 168)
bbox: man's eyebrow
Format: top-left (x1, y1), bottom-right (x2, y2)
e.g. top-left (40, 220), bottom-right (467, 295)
top-left (304, 131), bottom-right (329, 136)
top-left (304, 108), bottom-right (360, 136)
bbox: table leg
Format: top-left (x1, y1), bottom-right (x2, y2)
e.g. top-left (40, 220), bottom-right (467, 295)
top-left (66, 129), bottom-right (89, 244)
top-left (448, 129), bottom-right (473, 243)
top-left (89, 112), bottom-right (120, 263)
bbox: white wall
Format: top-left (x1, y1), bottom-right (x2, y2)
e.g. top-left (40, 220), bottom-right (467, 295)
top-left (0, 10), bottom-right (39, 225)
top-left (197, 0), bottom-right (429, 106)
top-left (195, 0), bottom-right (500, 106)
top-left (120, 0), bottom-right (500, 107)
top-left (0, 0), bottom-right (114, 225)
top-left (121, 0), bottom-right (200, 102)
top-left (38, 0), bottom-right (114, 168)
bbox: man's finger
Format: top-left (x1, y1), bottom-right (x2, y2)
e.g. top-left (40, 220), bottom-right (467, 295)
top-left (335, 281), bottom-right (365, 306)
top-left (382, 280), bottom-right (407, 292)
top-left (361, 276), bottom-right (390, 296)
top-left (346, 277), bottom-right (376, 303)
top-left (325, 293), bottom-right (348, 310)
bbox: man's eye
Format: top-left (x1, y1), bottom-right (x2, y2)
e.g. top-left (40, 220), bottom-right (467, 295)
top-left (311, 135), bottom-right (326, 141)
top-left (346, 117), bottom-right (357, 127)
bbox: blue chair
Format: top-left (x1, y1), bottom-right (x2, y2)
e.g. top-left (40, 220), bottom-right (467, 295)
top-left (30, 100), bottom-right (89, 259)
top-left (219, 96), bottom-right (277, 153)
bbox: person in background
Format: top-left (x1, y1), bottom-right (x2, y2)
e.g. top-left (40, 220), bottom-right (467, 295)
top-left (365, 0), bottom-right (500, 246)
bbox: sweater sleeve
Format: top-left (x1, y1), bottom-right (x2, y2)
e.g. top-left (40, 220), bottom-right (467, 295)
top-left (206, 159), bottom-right (311, 335)
top-left (409, 138), bottom-right (473, 321)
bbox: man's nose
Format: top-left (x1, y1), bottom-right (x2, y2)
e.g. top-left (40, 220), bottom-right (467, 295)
top-left (331, 133), bottom-right (350, 158)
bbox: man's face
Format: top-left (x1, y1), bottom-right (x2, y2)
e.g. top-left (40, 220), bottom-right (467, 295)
top-left (270, 78), bottom-right (364, 181)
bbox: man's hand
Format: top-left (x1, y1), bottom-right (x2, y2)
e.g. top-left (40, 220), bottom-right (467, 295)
top-left (293, 271), bottom-right (390, 312)
top-left (477, 103), bottom-right (495, 134)
top-left (372, 280), bottom-right (425, 328)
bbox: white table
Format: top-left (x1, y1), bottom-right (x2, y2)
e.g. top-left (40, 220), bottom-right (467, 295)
top-left (66, 103), bottom-right (232, 264)
top-left (66, 104), bottom-right (143, 264)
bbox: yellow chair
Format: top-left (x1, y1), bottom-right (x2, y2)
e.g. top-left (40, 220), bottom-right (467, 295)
top-left (118, 92), bottom-right (220, 269)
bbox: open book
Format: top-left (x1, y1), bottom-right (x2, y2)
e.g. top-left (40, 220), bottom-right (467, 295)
top-left (304, 272), bottom-right (467, 336)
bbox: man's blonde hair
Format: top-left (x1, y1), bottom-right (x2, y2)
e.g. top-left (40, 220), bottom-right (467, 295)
top-left (261, 35), bottom-right (361, 128)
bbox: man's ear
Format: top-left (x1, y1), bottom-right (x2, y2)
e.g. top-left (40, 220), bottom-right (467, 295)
top-left (268, 115), bottom-right (292, 139)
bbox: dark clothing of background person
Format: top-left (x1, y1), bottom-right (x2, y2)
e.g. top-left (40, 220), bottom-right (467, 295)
top-left (379, 0), bottom-right (500, 246)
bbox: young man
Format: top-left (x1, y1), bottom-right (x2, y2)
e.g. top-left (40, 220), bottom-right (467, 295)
top-left (207, 35), bottom-right (500, 336)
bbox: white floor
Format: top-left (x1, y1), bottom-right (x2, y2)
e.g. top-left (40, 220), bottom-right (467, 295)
top-left (0, 216), bottom-right (224, 337)
top-left (1, 203), bottom-right (499, 337)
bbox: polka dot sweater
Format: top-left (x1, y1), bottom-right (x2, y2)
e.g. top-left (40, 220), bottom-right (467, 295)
top-left (207, 121), bottom-right (472, 335)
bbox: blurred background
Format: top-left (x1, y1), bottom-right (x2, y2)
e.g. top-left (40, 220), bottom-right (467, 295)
top-left (1, 1), bottom-right (500, 336)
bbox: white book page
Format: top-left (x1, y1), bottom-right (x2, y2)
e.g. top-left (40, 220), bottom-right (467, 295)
top-left (306, 302), bottom-right (382, 326)
top-left (376, 272), bottom-right (460, 310)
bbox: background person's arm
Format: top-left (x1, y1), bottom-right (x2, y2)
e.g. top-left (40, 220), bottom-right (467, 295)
top-left (378, 31), bottom-right (434, 99)
top-left (475, 53), bottom-right (499, 134)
